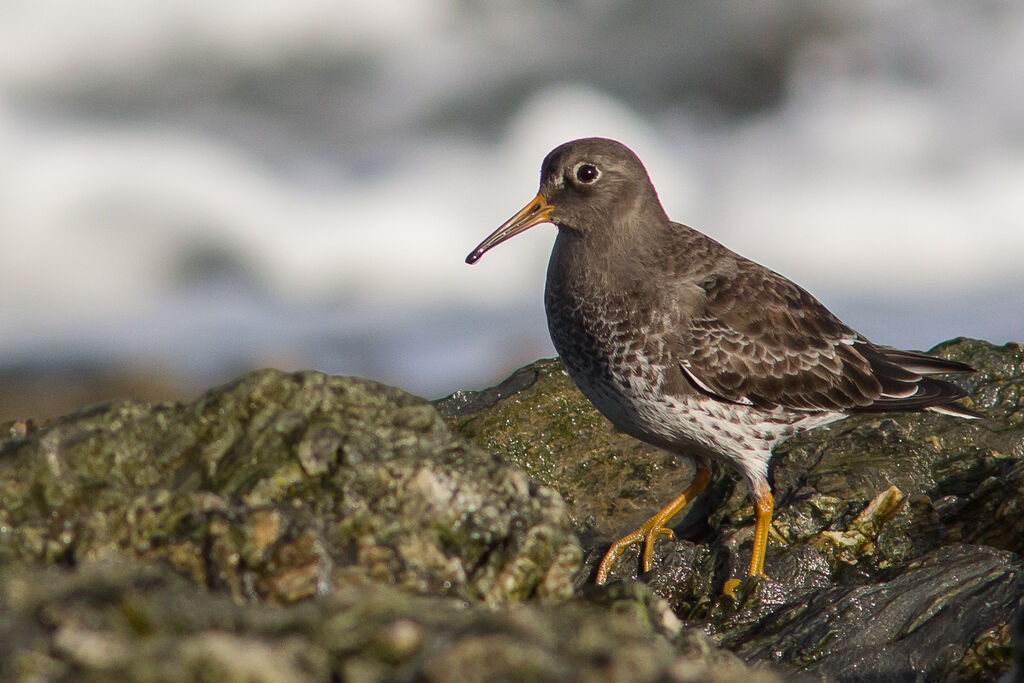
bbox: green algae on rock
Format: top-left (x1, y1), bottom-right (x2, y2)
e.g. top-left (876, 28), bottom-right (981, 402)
top-left (0, 369), bottom-right (581, 606)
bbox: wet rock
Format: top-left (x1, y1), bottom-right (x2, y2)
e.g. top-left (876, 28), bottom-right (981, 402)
top-left (726, 545), bottom-right (1024, 682)
top-left (996, 604), bottom-right (1024, 683)
top-left (441, 338), bottom-right (1024, 680)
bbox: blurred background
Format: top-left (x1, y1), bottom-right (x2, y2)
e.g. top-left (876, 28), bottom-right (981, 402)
top-left (1, 1), bottom-right (1022, 421)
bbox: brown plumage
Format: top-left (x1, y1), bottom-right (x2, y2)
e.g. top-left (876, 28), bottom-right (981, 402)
top-left (466, 137), bottom-right (977, 589)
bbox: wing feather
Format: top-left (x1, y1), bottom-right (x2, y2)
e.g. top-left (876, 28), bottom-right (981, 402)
top-left (673, 261), bottom-right (973, 414)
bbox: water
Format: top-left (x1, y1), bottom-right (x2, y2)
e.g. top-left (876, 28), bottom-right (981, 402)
top-left (1, 1), bottom-right (1021, 400)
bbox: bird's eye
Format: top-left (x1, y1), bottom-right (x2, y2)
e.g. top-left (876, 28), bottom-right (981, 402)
top-left (574, 162), bottom-right (601, 184)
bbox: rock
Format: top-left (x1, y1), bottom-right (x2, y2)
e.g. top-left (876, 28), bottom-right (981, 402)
top-left (2, 339), bottom-right (1019, 681)
top-left (0, 558), bottom-right (779, 682)
top-left (0, 368), bottom-right (778, 681)
top-left (725, 545), bottom-right (1023, 681)
top-left (0, 369), bottom-right (580, 606)
top-left (440, 338), bottom-right (1024, 681)
top-left (996, 603), bottom-right (1024, 683)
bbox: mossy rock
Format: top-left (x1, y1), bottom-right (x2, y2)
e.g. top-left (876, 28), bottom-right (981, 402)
top-left (0, 560), bottom-right (780, 682)
top-left (0, 370), bottom-right (581, 606)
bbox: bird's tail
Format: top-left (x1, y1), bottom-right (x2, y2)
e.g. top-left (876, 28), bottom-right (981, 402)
top-left (872, 346), bottom-right (975, 376)
top-left (854, 343), bottom-right (981, 418)
top-left (927, 402), bottom-right (982, 419)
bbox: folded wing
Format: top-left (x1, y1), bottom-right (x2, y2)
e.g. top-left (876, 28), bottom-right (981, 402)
top-left (676, 263), bottom-right (976, 417)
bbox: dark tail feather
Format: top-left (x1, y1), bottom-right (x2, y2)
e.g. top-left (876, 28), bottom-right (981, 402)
top-left (873, 346), bottom-right (976, 375)
top-left (852, 342), bottom-right (979, 418)
top-left (927, 402), bottom-right (982, 419)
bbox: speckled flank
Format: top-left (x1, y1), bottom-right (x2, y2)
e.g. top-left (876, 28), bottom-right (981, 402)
top-left (557, 333), bottom-right (845, 494)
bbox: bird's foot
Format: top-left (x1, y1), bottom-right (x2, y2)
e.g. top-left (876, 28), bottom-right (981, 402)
top-left (595, 522), bottom-right (674, 584)
top-left (722, 572), bottom-right (768, 600)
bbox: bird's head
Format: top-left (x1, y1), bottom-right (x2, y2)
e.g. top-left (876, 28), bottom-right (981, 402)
top-left (466, 137), bottom-right (665, 264)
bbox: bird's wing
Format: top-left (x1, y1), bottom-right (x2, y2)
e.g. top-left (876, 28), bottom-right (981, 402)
top-left (675, 263), bottom-right (969, 412)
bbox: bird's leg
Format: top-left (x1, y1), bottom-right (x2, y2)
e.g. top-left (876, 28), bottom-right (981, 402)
top-left (596, 460), bottom-right (712, 584)
top-left (723, 482), bottom-right (773, 597)
top-left (747, 489), bottom-right (774, 577)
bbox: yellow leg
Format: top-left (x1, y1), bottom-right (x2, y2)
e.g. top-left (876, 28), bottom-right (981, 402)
top-left (596, 461), bottom-right (712, 584)
top-left (747, 491), bottom-right (773, 577)
top-left (723, 487), bottom-right (774, 597)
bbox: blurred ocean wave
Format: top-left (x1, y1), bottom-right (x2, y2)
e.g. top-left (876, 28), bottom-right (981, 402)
top-left (0, 1), bottom-right (1021, 415)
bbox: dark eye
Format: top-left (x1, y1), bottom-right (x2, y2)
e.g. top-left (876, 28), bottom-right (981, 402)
top-left (574, 162), bottom-right (600, 184)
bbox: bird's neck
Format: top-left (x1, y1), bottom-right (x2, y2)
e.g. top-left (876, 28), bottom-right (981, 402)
top-left (547, 215), bottom-right (672, 308)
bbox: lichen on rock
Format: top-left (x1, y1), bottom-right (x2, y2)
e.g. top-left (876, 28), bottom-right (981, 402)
top-left (0, 370), bottom-right (581, 606)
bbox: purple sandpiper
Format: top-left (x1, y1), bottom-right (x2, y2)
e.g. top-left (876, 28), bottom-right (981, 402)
top-left (466, 137), bottom-right (977, 589)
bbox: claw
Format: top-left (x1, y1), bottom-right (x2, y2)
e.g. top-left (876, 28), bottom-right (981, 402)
top-left (641, 525), bottom-right (674, 571)
top-left (595, 462), bottom-right (713, 584)
top-left (596, 528), bottom-right (643, 584)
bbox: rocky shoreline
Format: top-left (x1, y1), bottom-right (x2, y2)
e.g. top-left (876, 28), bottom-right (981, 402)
top-left (1, 337), bottom-right (1021, 681)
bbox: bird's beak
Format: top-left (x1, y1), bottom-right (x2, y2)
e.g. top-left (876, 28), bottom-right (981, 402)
top-left (466, 193), bottom-right (553, 264)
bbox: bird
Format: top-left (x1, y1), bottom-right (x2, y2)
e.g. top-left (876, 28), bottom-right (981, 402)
top-left (465, 137), bottom-right (978, 591)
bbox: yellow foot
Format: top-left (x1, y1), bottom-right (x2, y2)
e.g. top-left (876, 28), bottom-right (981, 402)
top-left (595, 523), bottom-right (674, 584)
top-left (593, 462), bottom-right (713, 585)
top-left (722, 572), bottom-right (768, 599)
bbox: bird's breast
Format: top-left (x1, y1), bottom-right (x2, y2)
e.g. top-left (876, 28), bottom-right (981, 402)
top-left (545, 234), bottom-right (676, 367)
top-left (544, 238), bottom-right (633, 369)
top-left (544, 236), bottom-right (682, 427)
